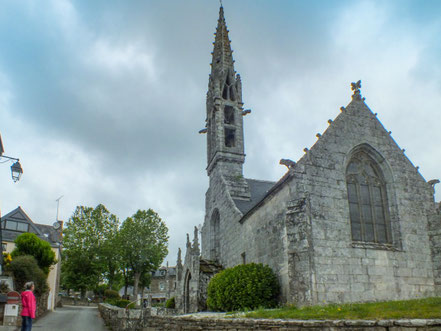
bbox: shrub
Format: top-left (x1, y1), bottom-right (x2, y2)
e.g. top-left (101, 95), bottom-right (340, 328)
top-left (2, 252), bottom-right (12, 268)
top-left (165, 296), bottom-right (175, 309)
top-left (12, 233), bottom-right (57, 275)
top-left (105, 298), bottom-right (135, 309)
top-left (8, 255), bottom-right (48, 296)
top-left (207, 263), bottom-right (279, 312)
top-left (104, 289), bottom-right (120, 300)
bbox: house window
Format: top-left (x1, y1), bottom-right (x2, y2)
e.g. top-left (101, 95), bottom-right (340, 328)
top-left (159, 283), bottom-right (165, 291)
top-left (2, 243), bottom-right (6, 252)
top-left (241, 252), bottom-right (246, 264)
top-left (346, 151), bottom-right (391, 244)
top-left (5, 220), bottom-right (29, 232)
top-left (17, 222), bottom-right (29, 232)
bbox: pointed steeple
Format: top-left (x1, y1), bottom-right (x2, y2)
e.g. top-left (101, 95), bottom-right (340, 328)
top-left (211, 6), bottom-right (234, 74)
top-left (204, 5), bottom-right (249, 196)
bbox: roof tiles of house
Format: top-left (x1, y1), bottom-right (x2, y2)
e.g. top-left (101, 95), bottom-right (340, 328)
top-left (1, 206), bottom-right (62, 246)
top-left (233, 178), bottom-right (276, 215)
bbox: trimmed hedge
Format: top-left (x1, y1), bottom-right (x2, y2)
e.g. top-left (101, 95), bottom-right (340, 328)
top-left (207, 263), bottom-right (279, 312)
top-left (105, 298), bottom-right (135, 309)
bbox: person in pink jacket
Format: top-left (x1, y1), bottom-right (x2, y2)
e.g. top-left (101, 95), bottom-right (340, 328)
top-left (21, 282), bottom-right (36, 331)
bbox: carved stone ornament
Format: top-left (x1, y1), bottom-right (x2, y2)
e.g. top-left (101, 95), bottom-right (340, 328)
top-left (279, 158), bottom-right (296, 169)
top-left (351, 80), bottom-right (362, 100)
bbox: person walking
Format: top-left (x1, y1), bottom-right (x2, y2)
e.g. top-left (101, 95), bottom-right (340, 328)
top-left (21, 282), bottom-right (36, 331)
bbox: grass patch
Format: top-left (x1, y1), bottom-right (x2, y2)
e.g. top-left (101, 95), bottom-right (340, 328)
top-left (243, 297), bottom-right (441, 320)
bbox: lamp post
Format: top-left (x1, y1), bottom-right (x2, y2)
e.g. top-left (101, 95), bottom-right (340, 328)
top-left (0, 133), bottom-right (24, 275)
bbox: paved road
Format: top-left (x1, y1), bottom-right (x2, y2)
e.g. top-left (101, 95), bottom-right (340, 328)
top-left (33, 306), bottom-right (108, 331)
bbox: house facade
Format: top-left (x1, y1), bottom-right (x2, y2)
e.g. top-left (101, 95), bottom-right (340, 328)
top-left (175, 6), bottom-right (441, 313)
top-left (1, 206), bottom-right (62, 311)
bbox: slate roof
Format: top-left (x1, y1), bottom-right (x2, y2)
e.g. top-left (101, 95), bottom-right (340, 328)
top-left (152, 266), bottom-right (176, 277)
top-left (1, 206), bottom-right (62, 246)
top-left (233, 178), bottom-right (276, 215)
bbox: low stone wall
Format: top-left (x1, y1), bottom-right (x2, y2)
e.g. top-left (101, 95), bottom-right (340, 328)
top-left (99, 304), bottom-right (441, 331)
top-left (60, 296), bottom-right (98, 307)
top-left (99, 303), bottom-right (177, 330)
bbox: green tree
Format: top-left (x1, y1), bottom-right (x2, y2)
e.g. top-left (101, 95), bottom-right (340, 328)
top-left (119, 209), bottom-right (168, 303)
top-left (11, 233), bottom-right (57, 275)
top-left (62, 204), bottom-right (119, 297)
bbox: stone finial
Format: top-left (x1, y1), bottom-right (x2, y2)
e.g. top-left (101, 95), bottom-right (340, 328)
top-left (177, 247), bottom-right (182, 267)
top-left (193, 226), bottom-right (200, 253)
top-left (351, 80), bottom-right (362, 100)
top-left (186, 233), bottom-right (191, 248)
top-left (279, 158), bottom-right (296, 169)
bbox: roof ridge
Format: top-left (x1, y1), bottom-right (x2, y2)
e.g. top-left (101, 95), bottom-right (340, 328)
top-left (245, 177), bottom-right (276, 184)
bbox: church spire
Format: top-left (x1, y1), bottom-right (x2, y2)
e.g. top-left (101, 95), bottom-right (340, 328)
top-left (203, 5), bottom-right (250, 200)
top-left (211, 6), bottom-right (234, 74)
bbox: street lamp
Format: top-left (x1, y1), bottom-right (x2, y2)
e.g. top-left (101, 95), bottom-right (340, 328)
top-left (0, 133), bottom-right (23, 275)
top-left (0, 134), bottom-right (23, 182)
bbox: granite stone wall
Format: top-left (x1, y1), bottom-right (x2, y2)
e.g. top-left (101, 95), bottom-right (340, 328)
top-left (99, 304), bottom-right (441, 331)
top-left (199, 97), bottom-right (439, 308)
top-left (294, 98), bottom-right (437, 304)
top-left (429, 204), bottom-right (441, 296)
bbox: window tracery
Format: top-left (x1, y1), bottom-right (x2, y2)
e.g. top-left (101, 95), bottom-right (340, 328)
top-left (346, 151), bottom-right (392, 244)
top-left (222, 72), bottom-right (236, 101)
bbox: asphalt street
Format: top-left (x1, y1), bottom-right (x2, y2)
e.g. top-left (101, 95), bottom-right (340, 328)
top-left (33, 306), bottom-right (108, 331)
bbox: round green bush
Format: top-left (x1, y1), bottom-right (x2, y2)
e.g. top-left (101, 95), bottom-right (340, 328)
top-left (165, 296), bottom-right (175, 309)
top-left (207, 263), bottom-right (279, 312)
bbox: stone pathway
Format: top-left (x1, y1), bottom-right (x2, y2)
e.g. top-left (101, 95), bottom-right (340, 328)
top-left (33, 305), bottom-right (108, 331)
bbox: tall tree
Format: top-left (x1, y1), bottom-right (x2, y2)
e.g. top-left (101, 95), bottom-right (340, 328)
top-left (62, 204), bottom-right (119, 297)
top-left (119, 209), bottom-right (168, 303)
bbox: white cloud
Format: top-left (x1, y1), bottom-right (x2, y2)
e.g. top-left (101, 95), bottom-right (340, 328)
top-left (87, 39), bottom-right (157, 79)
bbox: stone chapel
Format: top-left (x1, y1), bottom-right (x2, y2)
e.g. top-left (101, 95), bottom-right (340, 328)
top-left (175, 6), bottom-right (441, 313)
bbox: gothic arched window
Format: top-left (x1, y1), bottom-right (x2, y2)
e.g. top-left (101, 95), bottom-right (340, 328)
top-left (222, 71), bottom-right (236, 101)
top-left (346, 151), bottom-right (392, 244)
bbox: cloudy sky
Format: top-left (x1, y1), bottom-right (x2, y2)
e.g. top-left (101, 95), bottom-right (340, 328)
top-left (1, 0), bottom-right (440, 264)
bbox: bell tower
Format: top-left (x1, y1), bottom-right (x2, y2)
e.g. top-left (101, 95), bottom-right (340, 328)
top-left (204, 7), bottom-right (249, 197)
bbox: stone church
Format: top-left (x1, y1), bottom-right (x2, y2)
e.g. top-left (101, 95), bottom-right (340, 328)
top-left (175, 6), bottom-right (441, 313)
